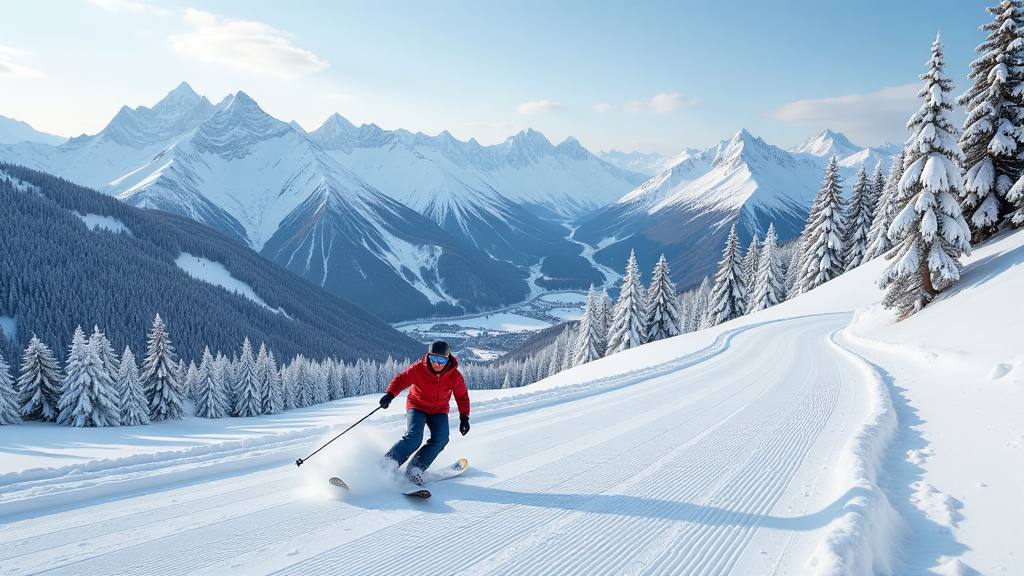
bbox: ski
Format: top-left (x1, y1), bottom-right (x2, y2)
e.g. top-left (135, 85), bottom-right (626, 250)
top-left (328, 476), bottom-right (431, 498)
top-left (422, 458), bottom-right (469, 484)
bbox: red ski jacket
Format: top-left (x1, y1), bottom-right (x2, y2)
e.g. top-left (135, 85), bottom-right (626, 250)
top-left (386, 354), bottom-right (470, 416)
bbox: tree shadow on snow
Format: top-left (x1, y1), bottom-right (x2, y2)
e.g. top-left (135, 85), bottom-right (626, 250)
top-left (442, 484), bottom-right (872, 531)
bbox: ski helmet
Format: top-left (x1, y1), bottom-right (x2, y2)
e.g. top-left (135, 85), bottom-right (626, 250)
top-left (428, 340), bottom-right (450, 357)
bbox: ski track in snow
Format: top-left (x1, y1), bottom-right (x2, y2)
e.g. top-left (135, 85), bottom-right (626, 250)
top-left (0, 315), bottom-right (885, 575)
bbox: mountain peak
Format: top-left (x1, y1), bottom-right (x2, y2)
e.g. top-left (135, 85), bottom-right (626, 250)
top-left (98, 83), bottom-right (216, 148)
top-left (791, 129), bottom-right (862, 157)
top-left (555, 136), bottom-right (589, 160)
top-left (192, 90), bottom-right (291, 159)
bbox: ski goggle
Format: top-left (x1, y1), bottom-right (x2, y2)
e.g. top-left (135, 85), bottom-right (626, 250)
top-left (428, 355), bottom-right (449, 364)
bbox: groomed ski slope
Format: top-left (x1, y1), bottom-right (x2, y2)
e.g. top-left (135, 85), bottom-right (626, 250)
top-left (1, 229), bottom-right (1021, 575)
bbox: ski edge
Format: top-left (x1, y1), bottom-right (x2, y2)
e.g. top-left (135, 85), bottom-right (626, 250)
top-left (328, 477), bottom-right (349, 489)
top-left (403, 489), bottom-right (431, 498)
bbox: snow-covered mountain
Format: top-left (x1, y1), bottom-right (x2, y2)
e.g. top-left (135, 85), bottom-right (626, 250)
top-left (0, 84), bottom-right (528, 321)
top-left (307, 115), bottom-right (612, 265)
top-left (577, 128), bottom-right (901, 288)
top-left (0, 115), bottom-right (67, 146)
top-left (790, 128), bottom-right (899, 177)
top-left (576, 129), bottom-right (827, 287)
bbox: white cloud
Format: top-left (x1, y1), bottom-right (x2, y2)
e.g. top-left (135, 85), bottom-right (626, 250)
top-left (769, 84), bottom-right (920, 143)
top-left (0, 45), bottom-right (44, 78)
top-left (168, 9), bottom-right (330, 80)
top-left (592, 103), bottom-right (616, 114)
top-left (516, 100), bottom-right (565, 115)
top-left (89, 0), bottom-right (171, 15)
top-left (626, 93), bottom-right (699, 113)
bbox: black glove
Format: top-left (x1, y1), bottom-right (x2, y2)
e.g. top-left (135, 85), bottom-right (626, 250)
top-left (379, 392), bottom-right (394, 409)
top-left (459, 414), bottom-right (470, 436)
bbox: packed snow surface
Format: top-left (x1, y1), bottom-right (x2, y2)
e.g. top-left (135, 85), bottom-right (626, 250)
top-left (0, 231), bottom-right (1021, 575)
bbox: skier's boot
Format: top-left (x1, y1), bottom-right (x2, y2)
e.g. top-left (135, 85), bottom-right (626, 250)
top-left (405, 465), bottom-right (425, 486)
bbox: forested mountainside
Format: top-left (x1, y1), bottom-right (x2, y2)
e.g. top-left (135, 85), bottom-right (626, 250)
top-left (0, 164), bottom-right (424, 365)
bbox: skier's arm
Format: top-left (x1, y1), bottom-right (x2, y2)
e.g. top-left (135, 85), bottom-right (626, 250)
top-left (453, 372), bottom-right (470, 417)
top-left (385, 363), bottom-right (416, 397)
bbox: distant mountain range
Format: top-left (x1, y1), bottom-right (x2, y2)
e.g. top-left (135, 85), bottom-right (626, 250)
top-left (577, 129), bottom-right (901, 289)
top-left (0, 83), bottom-right (644, 320)
top-left (1, 85), bottom-right (901, 316)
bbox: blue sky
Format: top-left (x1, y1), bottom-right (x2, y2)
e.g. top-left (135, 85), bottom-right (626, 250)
top-left (0, 0), bottom-right (989, 153)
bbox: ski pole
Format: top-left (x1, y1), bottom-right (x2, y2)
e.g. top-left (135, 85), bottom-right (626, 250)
top-left (295, 406), bottom-right (381, 467)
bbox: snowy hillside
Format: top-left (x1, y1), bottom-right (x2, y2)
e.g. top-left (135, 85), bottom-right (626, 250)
top-left (2, 217), bottom-right (1018, 574)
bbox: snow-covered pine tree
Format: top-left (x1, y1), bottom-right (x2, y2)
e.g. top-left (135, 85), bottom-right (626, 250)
top-left (605, 250), bottom-right (648, 355)
top-left (183, 361), bottom-right (199, 403)
top-left (328, 357), bottom-right (345, 400)
top-left (233, 337), bottom-right (262, 418)
top-left (16, 336), bottom-right (62, 422)
top-left (254, 343), bottom-right (270, 409)
top-left (296, 357), bottom-right (315, 405)
top-left (870, 161), bottom-right (886, 224)
top-left (751, 223), bottom-right (785, 312)
top-left (741, 235), bottom-right (760, 294)
top-left (175, 359), bottom-right (186, 401)
top-left (865, 151), bottom-right (907, 260)
top-left (845, 165), bottom-right (873, 270)
top-left (0, 350), bottom-right (21, 425)
top-left (90, 326), bottom-right (119, 396)
top-left (264, 351), bottom-right (284, 415)
top-left (707, 225), bottom-right (747, 325)
top-left (796, 155), bottom-right (847, 293)
top-left (518, 359), bottom-right (533, 387)
top-left (140, 313), bottom-right (184, 421)
top-left (194, 347), bottom-right (228, 419)
top-left (784, 249), bottom-right (801, 299)
top-left (57, 326), bottom-right (120, 427)
top-left (959, 1), bottom-right (1024, 240)
top-left (645, 254), bottom-right (681, 342)
top-left (118, 346), bottom-right (149, 426)
top-left (690, 276), bottom-right (711, 331)
top-left (573, 286), bottom-right (605, 366)
top-left (596, 290), bottom-right (611, 356)
top-left (880, 33), bottom-right (973, 319)
top-left (313, 360), bottom-right (331, 404)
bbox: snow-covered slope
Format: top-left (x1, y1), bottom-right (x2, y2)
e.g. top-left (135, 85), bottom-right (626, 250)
top-left (3, 222), bottom-right (1017, 575)
top-left (576, 129), bottom-right (824, 287)
top-left (0, 115), bottom-right (67, 146)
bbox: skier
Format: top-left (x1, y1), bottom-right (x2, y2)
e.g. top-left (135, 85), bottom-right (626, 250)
top-left (379, 340), bottom-right (470, 485)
